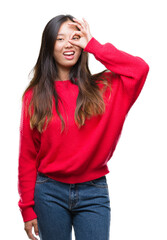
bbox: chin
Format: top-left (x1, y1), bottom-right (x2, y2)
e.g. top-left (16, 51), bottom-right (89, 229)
top-left (63, 59), bottom-right (79, 66)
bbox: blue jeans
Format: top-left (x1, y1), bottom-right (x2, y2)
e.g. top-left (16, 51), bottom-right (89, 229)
top-left (34, 172), bottom-right (111, 240)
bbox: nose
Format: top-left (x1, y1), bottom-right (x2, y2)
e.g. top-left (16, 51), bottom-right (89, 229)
top-left (65, 39), bottom-right (73, 48)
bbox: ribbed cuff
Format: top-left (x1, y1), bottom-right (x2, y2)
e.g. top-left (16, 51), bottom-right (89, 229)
top-left (21, 207), bottom-right (37, 222)
top-left (83, 37), bottom-right (103, 54)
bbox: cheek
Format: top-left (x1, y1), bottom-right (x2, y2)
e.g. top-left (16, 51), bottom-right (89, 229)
top-left (75, 48), bottom-right (82, 58)
top-left (53, 44), bottom-right (63, 58)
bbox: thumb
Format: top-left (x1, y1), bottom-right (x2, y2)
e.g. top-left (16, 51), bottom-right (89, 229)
top-left (68, 39), bottom-right (79, 47)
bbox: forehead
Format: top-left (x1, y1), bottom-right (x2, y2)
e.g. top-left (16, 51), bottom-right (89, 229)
top-left (57, 20), bottom-right (79, 35)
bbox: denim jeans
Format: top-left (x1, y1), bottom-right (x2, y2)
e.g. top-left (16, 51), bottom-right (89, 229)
top-left (34, 172), bottom-right (111, 240)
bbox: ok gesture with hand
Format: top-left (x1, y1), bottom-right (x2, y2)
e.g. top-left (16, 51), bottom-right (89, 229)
top-left (68, 18), bottom-right (93, 49)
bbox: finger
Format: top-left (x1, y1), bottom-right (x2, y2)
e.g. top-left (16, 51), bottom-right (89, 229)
top-left (68, 38), bottom-right (80, 47)
top-left (69, 30), bottom-right (82, 40)
top-left (68, 22), bottom-right (83, 31)
top-left (82, 17), bottom-right (87, 24)
top-left (73, 18), bottom-right (85, 28)
top-left (26, 228), bottom-right (38, 240)
top-left (68, 39), bottom-right (80, 47)
top-left (33, 222), bottom-right (39, 236)
top-left (82, 18), bottom-right (90, 30)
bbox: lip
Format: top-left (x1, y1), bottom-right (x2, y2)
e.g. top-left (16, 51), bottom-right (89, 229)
top-left (63, 54), bottom-right (75, 60)
top-left (63, 50), bottom-right (75, 60)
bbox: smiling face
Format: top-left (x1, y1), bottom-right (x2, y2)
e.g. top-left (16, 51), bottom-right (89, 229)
top-left (53, 20), bottom-right (82, 78)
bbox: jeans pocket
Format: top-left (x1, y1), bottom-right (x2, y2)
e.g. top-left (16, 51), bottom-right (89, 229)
top-left (89, 176), bottom-right (108, 188)
top-left (36, 172), bottom-right (50, 184)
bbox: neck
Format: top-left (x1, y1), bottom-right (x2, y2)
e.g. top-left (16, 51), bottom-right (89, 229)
top-left (56, 67), bottom-right (71, 81)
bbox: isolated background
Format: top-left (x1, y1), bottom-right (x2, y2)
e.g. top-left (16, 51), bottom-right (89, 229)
top-left (0, 0), bottom-right (166, 239)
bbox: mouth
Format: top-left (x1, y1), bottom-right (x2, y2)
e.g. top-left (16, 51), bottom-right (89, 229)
top-left (63, 51), bottom-right (75, 56)
top-left (63, 51), bottom-right (75, 60)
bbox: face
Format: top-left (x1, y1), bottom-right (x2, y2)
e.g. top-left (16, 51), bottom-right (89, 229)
top-left (53, 20), bottom-right (82, 73)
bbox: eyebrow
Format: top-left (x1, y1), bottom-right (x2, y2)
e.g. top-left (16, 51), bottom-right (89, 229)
top-left (57, 34), bottom-right (65, 36)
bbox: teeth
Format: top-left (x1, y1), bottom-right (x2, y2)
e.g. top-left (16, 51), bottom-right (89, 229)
top-left (63, 52), bottom-right (74, 55)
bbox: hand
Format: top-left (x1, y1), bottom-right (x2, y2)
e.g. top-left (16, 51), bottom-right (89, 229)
top-left (68, 17), bottom-right (93, 49)
top-left (24, 218), bottom-right (39, 240)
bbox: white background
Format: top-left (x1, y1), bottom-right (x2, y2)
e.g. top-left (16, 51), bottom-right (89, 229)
top-left (0, 0), bottom-right (167, 239)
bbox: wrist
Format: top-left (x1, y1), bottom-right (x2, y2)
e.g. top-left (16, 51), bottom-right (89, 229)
top-left (87, 34), bottom-right (93, 43)
top-left (83, 37), bottom-right (102, 54)
top-left (83, 35), bottom-right (93, 49)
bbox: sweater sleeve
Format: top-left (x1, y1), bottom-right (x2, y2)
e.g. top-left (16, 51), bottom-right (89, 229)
top-left (18, 90), bottom-right (39, 222)
top-left (84, 37), bottom-right (149, 109)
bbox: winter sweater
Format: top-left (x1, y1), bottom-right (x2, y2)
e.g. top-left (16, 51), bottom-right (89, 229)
top-left (18, 37), bottom-right (149, 222)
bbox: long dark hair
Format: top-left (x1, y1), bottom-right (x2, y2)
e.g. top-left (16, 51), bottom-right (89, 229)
top-left (22, 14), bottom-right (112, 134)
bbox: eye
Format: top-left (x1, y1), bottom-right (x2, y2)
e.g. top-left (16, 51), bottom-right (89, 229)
top-left (73, 36), bottom-right (80, 40)
top-left (57, 38), bottom-right (63, 41)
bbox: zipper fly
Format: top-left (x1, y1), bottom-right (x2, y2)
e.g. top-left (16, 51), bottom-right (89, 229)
top-left (69, 184), bottom-right (79, 210)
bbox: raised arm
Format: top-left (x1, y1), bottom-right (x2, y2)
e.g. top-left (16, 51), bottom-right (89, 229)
top-left (83, 37), bottom-right (149, 108)
top-left (68, 17), bottom-right (149, 109)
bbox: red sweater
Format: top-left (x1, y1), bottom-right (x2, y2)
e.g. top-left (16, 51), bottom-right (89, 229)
top-left (18, 37), bottom-right (149, 222)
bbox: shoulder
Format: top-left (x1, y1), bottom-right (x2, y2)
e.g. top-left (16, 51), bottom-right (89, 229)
top-left (23, 88), bottom-right (34, 104)
top-left (96, 70), bottom-right (118, 87)
top-left (103, 70), bottom-right (117, 78)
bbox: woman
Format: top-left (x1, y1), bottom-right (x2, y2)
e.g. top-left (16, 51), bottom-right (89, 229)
top-left (18, 14), bottom-right (149, 240)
